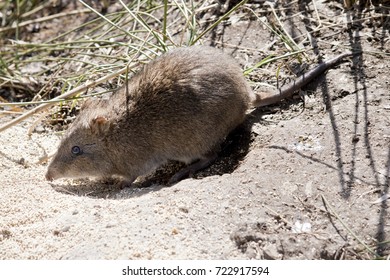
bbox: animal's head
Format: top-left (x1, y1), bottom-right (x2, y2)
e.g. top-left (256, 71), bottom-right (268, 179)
top-left (45, 99), bottom-right (114, 181)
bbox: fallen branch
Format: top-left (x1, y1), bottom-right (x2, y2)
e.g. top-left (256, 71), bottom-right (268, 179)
top-left (0, 63), bottom-right (139, 133)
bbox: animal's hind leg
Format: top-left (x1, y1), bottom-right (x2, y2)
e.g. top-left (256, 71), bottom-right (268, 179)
top-left (169, 151), bottom-right (218, 184)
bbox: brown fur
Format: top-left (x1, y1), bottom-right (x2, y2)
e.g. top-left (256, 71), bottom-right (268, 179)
top-left (46, 46), bottom-right (252, 183)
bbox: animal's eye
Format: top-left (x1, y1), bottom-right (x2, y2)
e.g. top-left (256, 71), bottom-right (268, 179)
top-left (71, 146), bottom-right (82, 155)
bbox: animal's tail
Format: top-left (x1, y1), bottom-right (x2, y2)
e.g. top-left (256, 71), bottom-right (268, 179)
top-left (250, 51), bottom-right (361, 108)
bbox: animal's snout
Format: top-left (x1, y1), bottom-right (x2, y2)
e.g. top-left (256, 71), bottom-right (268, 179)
top-left (45, 171), bottom-right (54, 181)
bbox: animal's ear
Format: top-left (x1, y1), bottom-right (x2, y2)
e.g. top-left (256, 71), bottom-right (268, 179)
top-left (89, 116), bottom-right (111, 136)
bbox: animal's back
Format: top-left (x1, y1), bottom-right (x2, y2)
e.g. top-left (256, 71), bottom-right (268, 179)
top-left (45, 46), bottom-right (253, 183)
top-left (113, 46), bottom-right (252, 163)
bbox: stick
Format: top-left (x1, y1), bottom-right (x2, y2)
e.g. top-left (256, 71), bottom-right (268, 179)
top-left (0, 63), bottom-right (138, 133)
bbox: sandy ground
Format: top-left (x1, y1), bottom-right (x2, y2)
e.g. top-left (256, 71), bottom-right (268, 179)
top-left (1, 76), bottom-right (388, 259)
top-left (0, 1), bottom-right (389, 259)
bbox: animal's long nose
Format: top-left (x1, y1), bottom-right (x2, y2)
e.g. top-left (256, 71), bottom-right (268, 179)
top-left (45, 170), bottom-right (54, 181)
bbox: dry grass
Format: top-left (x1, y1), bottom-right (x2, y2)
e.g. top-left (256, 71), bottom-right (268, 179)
top-left (0, 0), bottom-right (388, 131)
